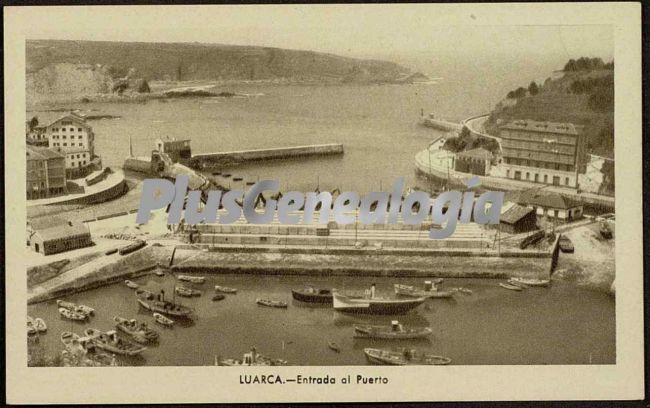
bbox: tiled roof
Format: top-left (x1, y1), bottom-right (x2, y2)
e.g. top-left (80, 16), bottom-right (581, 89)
top-left (500, 203), bottom-right (535, 224)
top-left (31, 219), bottom-right (90, 242)
top-left (515, 189), bottom-right (581, 210)
top-left (26, 146), bottom-right (65, 161)
top-left (500, 119), bottom-right (583, 136)
top-left (44, 113), bottom-right (90, 129)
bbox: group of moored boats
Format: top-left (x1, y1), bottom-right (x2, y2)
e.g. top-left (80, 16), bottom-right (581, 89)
top-left (57, 300), bottom-right (95, 321)
top-left (499, 277), bottom-right (551, 292)
top-left (27, 316), bottom-right (47, 336)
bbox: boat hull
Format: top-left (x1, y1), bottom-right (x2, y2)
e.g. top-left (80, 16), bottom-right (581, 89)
top-left (291, 289), bottom-right (333, 304)
top-left (333, 293), bottom-right (425, 315)
top-left (137, 299), bottom-right (193, 318)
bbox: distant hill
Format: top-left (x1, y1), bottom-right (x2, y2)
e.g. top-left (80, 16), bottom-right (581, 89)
top-left (26, 39), bottom-right (410, 83)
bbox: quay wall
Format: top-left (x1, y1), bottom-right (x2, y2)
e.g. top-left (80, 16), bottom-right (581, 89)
top-left (123, 156), bottom-right (152, 174)
top-left (191, 143), bottom-right (344, 166)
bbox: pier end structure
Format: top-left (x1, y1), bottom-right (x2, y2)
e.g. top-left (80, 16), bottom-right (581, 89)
top-left (190, 143), bottom-right (344, 168)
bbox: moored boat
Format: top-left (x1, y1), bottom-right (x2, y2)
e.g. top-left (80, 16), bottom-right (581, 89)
top-left (118, 239), bottom-right (147, 255)
top-left (364, 348), bottom-right (451, 365)
top-left (328, 342), bottom-right (341, 352)
top-left (56, 300), bottom-right (94, 316)
top-left (114, 316), bottom-right (159, 343)
top-left (27, 316), bottom-right (37, 336)
top-left (137, 292), bottom-right (193, 318)
top-left (83, 328), bottom-right (147, 356)
top-left (178, 275), bottom-right (205, 284)
top-left (135, 288), bottom-right (155, 300)
top-left (212, 294), bottom-right (226, 301)
top-left (125, 280), bottom-right (139, 289)
top-left (333, 285), bottom-right (425, 315)
top-left (599, 222), bottom-right (613, 239)
top-left (455, 287), bottom-right (473, 295)
top-left (507, 279), bottom-right (528, 289)
top-left (34, 318), bottom-right (47, 333)
top-left (354, 321), bottom-right (433, 339)
top-left (509, 277), bottom-right (550, 287)
top-left (216, 348), bottom-right (287, 366)
top-left (155, 270), bottom-right (165, 277)
top-left (291, 287), bottom-right (333, 303)
top-left (214, 285), bottom-right (238, 294)
top-left (58, 307), bottom-right (87, 321)
top-left (393, 281), bottom-right (456, 299)
top-left (499, 282), bottom-right (523, 291)
top-left (60, 332), bottom-right (93, 355)
top-left (256, 298), bottom-right (288, 308)
top-left (153, 312), bottom-right (175, 327)
top-left (175, 285), bottom-right (202, 297)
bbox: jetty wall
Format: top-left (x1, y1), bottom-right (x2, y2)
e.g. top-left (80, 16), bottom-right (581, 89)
top-left (123, 156), bottom-right (152, 174)
top-left (191, 143), bottom-right (344, 167)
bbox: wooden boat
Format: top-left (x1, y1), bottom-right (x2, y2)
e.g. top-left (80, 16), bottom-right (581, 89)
top-left (58, 307), bottom-right (87, 321)
top-left (559, 235), bottom-right (575, 253)
top-left (175, 285), bottom-right (202, 297)
top-left (456, 287), bottom-right (473, 295)
top-left (104, 248), bottom-right (118, 255)
top-left (125, 280), bottom-right (139, 289)
top-left (84, 328), bottom-right (147, 356)
top-left (216, 348), bottom-right (287, 366)
top-left (155, 270), bottom-right (165, 277)
top-left (257, 298), bottom-right (288, 308)
top-left (56, 300), bottom-right (94, 316)
top-left (507, 279), bottom-right (528, 289)
top-left (137, 296), bottom-right (193, 318)
top-left (233, 177), bottom-right (243, 181)
top-left (27, 316), bottom-right (37, 336)
top-left (354, 321), bottom-right (433, 339)
top-left (291, 287), bottom-right (333, 303)
top-left (34, 318), bottom-right (47, 333)
top-left (212, 294), bottom-right (226, 301)
top-left (599, 222), bottom-right (613, 239)
top-left (333, 285), bottom-right (425, 315)
top-left (214, 285), bottom-right (238, 294)
top-left (328, 342), bottom-right (341, 352)
top-left (499, 282), bottom-right (523, 291)
top-left (118, 239), bottom-right (147, 256)
top-left (393, 282), bottom-right (456, 299)
top-left (509, 277), bottom-right (550, 287)
top-left (135, 288), bottom-right (155, 300)
top-left (114, 316), bottom-right (159, 343)
top-left (153, 312), bottom-right (174, 326)
top-left (60, 332), bottom-right (92, 355)
top-left (177, 275), bottom-right (205, 284)
top-left (364, 348), bottom-right (451, 365)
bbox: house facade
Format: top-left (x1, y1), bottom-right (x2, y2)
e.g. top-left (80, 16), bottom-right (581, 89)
top-left (454, 147), bottom-right (493, 176)
top-left (155, 138), bottom-right (192, 164)
top-left (45, 113), bottom-right (97, 179)
top-left (27, 218), bottom-right (92, 255)
top-left (515, 189), bottom-right (584, 221)
top-left (26, 146), bottom-right (66, 200)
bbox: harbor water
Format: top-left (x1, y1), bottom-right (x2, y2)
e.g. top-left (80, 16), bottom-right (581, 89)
top-left (28, 273), bottom-right (615, 366)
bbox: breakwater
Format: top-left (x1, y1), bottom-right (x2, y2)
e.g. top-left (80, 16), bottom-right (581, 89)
top-left (191, 143), bottom-right (344, 167)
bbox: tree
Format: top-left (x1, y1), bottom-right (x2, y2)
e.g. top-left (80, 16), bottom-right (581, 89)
top-left (28, 116), bottom-right (39, 131)
top-left (528, 81), bottom-right (539, 95)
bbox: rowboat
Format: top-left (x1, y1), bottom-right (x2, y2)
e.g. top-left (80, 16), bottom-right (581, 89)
top-left (114, 316), bottom-right (159, 343)
top-left (499, 282), bottom-right (523, 291)
top-left (333, 285), bottom-right (425, 315)
top-left (393, 282), bottom-right (456, 299)
top-left (34, 318), bottom-right (47, 333)
top-left (135, 288), bottom-right (155, 300)
top-left (137, 298), bottom-right (193, 318)
top-left (153, 312), bottom-right (175, 327)
top-left (212, 294), bottom-right (226, 301)
top-left (354, 321), bottom-right (433, 339)
top-left (175, 285), bottom-right (202, 297)
top-left (125, 280), bottom-right (139, 289)
top-left (56, 300), bottom-right (94, 316)
top-left (455, 287), bottom-right (473, 295)
top-left (27, 316), bottom-right (37, 336)
top-left (256, 298), bottom-right (288, 308)
top-left (84, 328), bottom-right (147, 356)
top-left (214, 285), bottom-right (238, 294)
top-left (291, 287), bottom-right (333, 303)
top-left (364, 348), bottom-right (451, 365)
top-left (328, 342), bottom-right (341, 352)
top-left (178, 275), bottom-right (205, 284)
top-left (509, 277), bottom-right (550, 287)
top-left (58, 307), bottom-right (87, 320)
top-left (155, 270), bottom-right (165, 277)
top-left (216, 348), bottom-right (288, 366)
top-left (60, 332), bottom-right (93, 355)
top-left (599, 222), bottom-right (613, 239)
top-left (507, 279), bottom-right (528, 289)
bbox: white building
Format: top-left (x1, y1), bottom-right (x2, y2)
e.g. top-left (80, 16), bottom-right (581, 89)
top-left (46, 113), bottom-right (95, 157)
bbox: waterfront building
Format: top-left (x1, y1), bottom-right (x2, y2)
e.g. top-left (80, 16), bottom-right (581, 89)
top-left (27, 217), bottom-right (92, 255)
top-left (498, 119), bottom-right (585, 188)
top-left (454, 147), bottom-right (493, 176)
top-left (497, 202), bottom-right (538, 234)
top-left (26, 146), bottom-right (66, 200)
top-left (46, 113), bottom-right (95, 157)
top-left (515, 189), bottom-right (584, 221)
top-left (26, 123), bottom-right (48, 146)
top-left (155, 137), bottom-right (192, 164)
top-left (54, 146), bottom-right (94, 179)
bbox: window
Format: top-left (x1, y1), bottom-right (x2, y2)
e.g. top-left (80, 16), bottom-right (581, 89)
top-left (71, 143), bottom-right (75, 146)
top-left (506, 170), bottom-right (510, 178)
top-left (78, 128), bottom-right (82, 131)
top-left (83, 161), bottom-right (86, 165)
top-left (63, 143), bottom-right (67, 147)
top-left (525, 172), bottom-right (530, 180)
top-left (62, 128), bottom-right (66, 132)
top-left (543, 175), bottom-right (548, 183)
top-left (565, 177), bottom-right (570, 185)
top-left (62, 135), bottom-right (66, 139)
top-left (78, 136), bottom-right (83, 139)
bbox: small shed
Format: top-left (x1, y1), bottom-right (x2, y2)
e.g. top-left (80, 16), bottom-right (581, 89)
top-left (498, 202), bottom-right (538, 234)
top-left (28, 218), bottom-right (92, 255)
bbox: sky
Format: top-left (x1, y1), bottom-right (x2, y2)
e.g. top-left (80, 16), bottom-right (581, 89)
top-left (15, 4), bottom-right (613, 66)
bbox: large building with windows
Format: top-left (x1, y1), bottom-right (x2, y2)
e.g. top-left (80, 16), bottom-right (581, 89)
top-left (45, 113), bottom-right (97, 179)
top-left (26, 145), bottom-right (67, 199)
top-left (498, 120), bottom-right (585, 188)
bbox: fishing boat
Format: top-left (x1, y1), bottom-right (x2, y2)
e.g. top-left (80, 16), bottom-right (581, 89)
top-left (114, 316), bottom-right (159, 343)
top-left (456, 287), bottom-right (473, 295)
top-left (364, 348), bottom-right (451, 365)
top-left (393, 281), bottom-right (456, 299)
top-left (60, 332), bottom-right (93, 355)
top-left (559, 235), bottom-right (575, 253)
top-left (599, 222), bottom-right (613, 239)
top-left (125, 280), bottom-right (139, 289)
top-left (328, 342), bottom-right (341, 352)
top-left (212, 294), bottom-right (226, 301)
top-left (118, 239), bottom-right (147, 255)
top-left (332, 285), bottom-right (425, 315)
top-left (34, 318), bottom-right (47, 333)
top-left (214, 285), bottom-right (238, 294)
top-left (291, 287), bottom-right (333, 303)
top-left (58, 307), bottom-right (87, 321)
top-left (507, 279), bottom-right (528, 289)
top-left (354, 321), bottom-right (433, 339)
top-left (27, 316), bottom-right (37, 336)
top-left (84, 328), bottom-right (147, 356)
top-left (153, 312), bottom-right (175, 327)
top-left (177, 275), bottom-right (206, 284)
top-left (509, 277), bottom-right (550, 287)
top-left (56, 300), bottom-right (94, 316)
top-left (135, 288), bottom-right (155, 300)
top-left (215, 348), bottom-right (287, 366)
top-left (256, 298), bottom-right (288, 308)
top-left (137, 292), bottom-right (193, 318)
top-left (499, 282), bottom-right (523, 291)
top-left (175, 285), bottom-right (202, 297)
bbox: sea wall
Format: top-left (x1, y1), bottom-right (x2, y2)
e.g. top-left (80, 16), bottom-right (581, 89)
top-left (123, 156), bottom-right (152, 174)
top-left (191, 143), bottom-right (344, 167)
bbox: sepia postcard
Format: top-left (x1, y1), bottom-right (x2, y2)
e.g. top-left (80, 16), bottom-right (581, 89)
top-left (5, 3), bottom-right (643, 404)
